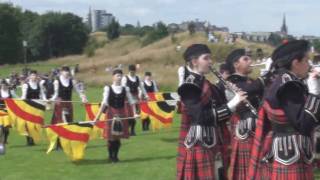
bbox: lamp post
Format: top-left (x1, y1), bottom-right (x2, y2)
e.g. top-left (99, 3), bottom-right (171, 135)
top-left (22, 40), bottom-right (28, 66)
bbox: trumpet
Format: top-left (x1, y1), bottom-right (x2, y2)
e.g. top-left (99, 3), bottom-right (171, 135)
top-left (209, 66), bottom-right (258, 117)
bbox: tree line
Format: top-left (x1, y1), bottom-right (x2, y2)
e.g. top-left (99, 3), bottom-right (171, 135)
top-left (0, 3), bottom-right (89, 64)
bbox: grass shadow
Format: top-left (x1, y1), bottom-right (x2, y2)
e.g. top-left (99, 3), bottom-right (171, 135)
top-left (75, 155), bottom-right (175, 166)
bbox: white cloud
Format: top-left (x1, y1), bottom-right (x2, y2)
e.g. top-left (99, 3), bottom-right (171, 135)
top-left (127, 7), bottom-right (152, 17)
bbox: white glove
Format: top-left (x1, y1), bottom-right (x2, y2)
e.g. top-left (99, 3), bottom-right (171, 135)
top-left (227, 93), bottom-right (241, 112)
top-left (227, 90), bottom-right (247, 112)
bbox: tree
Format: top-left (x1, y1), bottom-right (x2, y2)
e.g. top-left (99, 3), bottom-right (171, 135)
top-left (141, 22), bottom-right (169, 46)
top-left (188, 22), bottom-right (196, 35)
top-left (313, 39), bottom-right (320, 53)
top-left (29, 12), bottom-right (89, 60)
top-left (0, 3), bottom-right (23, 64)
top-left (107, 19), bottom-right (120, 40)
top-left (120, 24), bottom-right (135, 35)
top-left (156, 22), bottom-right (169, 38)
top-left (19, 10), bottom-right (40, 62)
top-left (268, 33), bottom-right (282, 46)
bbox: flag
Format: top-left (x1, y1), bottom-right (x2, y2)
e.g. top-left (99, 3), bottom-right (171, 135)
top-left (84, 103), bottom-right (101, 121)
top-left (140, 100), bottom-right (176, 130)
top-left (5, 99), bottom-right (45, 143)
top-left (141, 92), bottom-right (178, 130)
top-left (148, 92), bottom-right (180, 101)
top-left (84, 103), bottom-right (106, 139)
top-left (0, 109), bottom-right (11, 127)
top-left (46, 123), bottom-right (93, 161)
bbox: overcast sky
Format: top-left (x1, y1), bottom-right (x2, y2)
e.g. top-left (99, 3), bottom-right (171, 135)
top-left (2, 0), bottom-right (319, 36)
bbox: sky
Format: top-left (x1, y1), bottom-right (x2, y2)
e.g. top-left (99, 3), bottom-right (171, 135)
top-left (2, 0), bottom-right (319, 36)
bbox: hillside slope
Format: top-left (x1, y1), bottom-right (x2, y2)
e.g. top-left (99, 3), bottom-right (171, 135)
top-left (8, 32), bottom-right (274, 89)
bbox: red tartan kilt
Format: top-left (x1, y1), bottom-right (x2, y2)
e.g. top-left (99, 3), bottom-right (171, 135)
top-left (261, 160), bottom-right (314, 180)
top-left (126, 93), bottom-right (140, 116)
top-left (103, 107), bottom-right (129, 140)
top-left (125, 101), bottom-right (134, 117)
top-left (177, 144), bottom-right (221, 180)
top-left (221, 124), bottom-right (231, 177)
top-left (229, 115), bottom-right (254, 180)
top-left (229, 135), bottom-right (254, 180)
top-left (51, 101), bottom-right (73, 124)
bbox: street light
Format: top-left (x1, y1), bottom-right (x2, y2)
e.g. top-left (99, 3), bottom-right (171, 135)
top-left (22, 40), bottom-right (28, 66)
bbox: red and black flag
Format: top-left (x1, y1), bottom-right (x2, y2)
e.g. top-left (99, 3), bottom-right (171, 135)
top-left (46, 122), bottom-right (93, 161)
top-left (140, 100), bottom-right (176, 130)
top-left (5, 99), bottom-right (45, 143)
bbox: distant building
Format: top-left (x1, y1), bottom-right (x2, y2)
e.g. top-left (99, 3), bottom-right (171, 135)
top-left (245, 32), bottom-right (272, 42)
top-left (86, 8), bottom-right (115, 32)
top-left (177, 19), bottom-right (229, 33)
top-left (167, 23), bottom-right (181, 33)
top-left (280, 14), bottom-right (288, 36)
top-left (299, 35), bottom-right (320, 43)
top-left (235, 13), bottom-right (289, 42)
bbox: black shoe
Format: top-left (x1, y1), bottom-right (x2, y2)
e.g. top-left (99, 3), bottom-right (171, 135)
top-left (26, 137), bottom-right (35, 146)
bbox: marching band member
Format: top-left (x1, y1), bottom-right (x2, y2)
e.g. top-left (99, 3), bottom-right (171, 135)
top-left (248, 40), bottom-right (320, 179)
top-left (21, 70), bottom-right (47, 146)
top-left (307, 63), bottom-right (320, 169)
top-left (94, 69), bottom-right (137, 163)
top-left (121, 64), bottom-right (148, 136)
top-left (225, 49), bottom-right (271, 179)
top-left (177, 44), bottom-right (246, 180)
top-left (0, 79), bottom-right (17, 145)
top-left (50, 66), bottom-right (87, 124)
top-left (141, 71), bottom-right (158, 131)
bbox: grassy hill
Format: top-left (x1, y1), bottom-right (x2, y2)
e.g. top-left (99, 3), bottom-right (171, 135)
top-left (0, 31), bottom-right (274, 90)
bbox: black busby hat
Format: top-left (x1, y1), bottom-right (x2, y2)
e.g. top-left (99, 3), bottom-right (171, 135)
top-left (112, 68), bottom-right (123, 75)
top-left (128, 64), bottom-right (136, 71)
top-left (183, 44), bottom-right (211, 62)
top-left (272, 40), bottom-right (310, 70)
top-left (61, 66), bottom-right (70, 72)
top-left (145, 72), bottom-right (152, 76)
top-left (225, 48), bottom-right (246, 73)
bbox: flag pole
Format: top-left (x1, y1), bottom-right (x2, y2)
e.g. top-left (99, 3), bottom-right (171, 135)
top-left (42, 115), bottom-right (141, 128)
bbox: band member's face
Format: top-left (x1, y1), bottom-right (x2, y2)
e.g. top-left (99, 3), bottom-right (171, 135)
top-left (113, 73), bottom-right (123, 84)
top-left (129, 70), bottom-right (136, 76)
top-left (192, 53), bottom-right (212, 74)
top-left (235, 56), bottom-right (252, 75)
top-left (292, 53), bottom-right (310, 78)
top-left (145, 75), bottom-right (151, 81)
top-left (61, 70), bottom-right (70, 77)
top-left (30, 73), bottom-right (37, 81)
